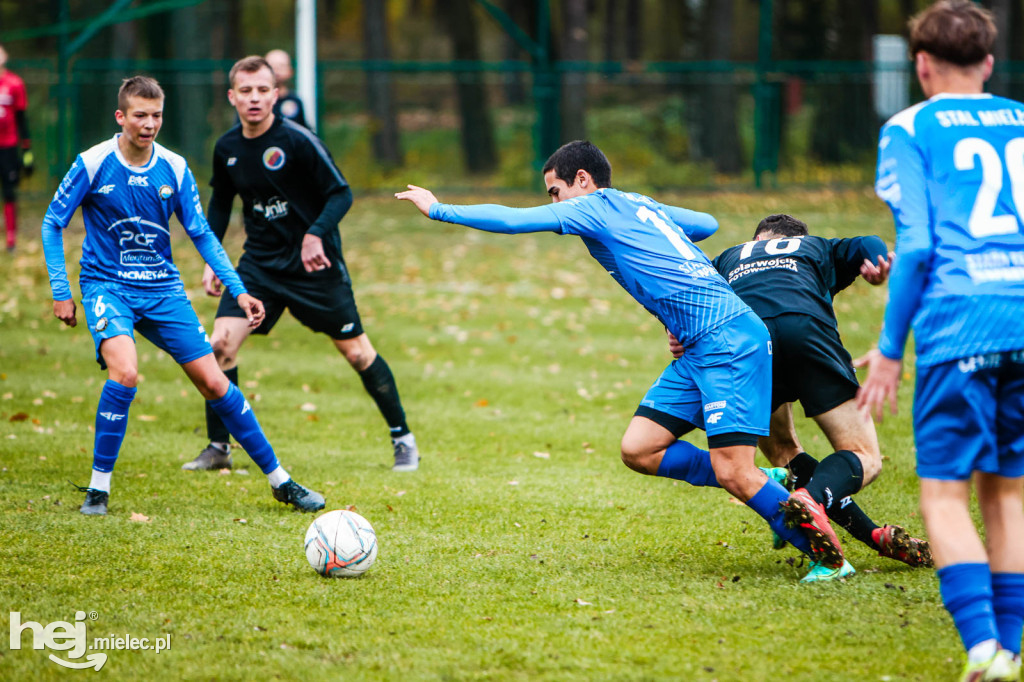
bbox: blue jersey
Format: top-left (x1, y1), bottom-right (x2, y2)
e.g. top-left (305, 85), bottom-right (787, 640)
top-left (875, 94), bottom-right (1024, 366)
top-left (430, 188), bottom-right (750, 346)
top-left (42, 136), bottom-right (244, 301)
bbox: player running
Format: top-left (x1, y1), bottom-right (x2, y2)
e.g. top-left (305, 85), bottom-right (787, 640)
top-left (0, 44), bottom-right (32, 253)
top-left (183, 56), bottom-right (418, 473)
top-left (41, 76), bottom-right (325, 516)
top-left (398, 140), bottom-right (848, 576)
top-left (665, 213), bottom-right (932, 582)
top-left (858, 2), bottom-right (1024, 679)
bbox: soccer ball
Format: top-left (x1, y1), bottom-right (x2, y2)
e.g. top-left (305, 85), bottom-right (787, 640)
top-left (304, 509), bottom-right (378, 578)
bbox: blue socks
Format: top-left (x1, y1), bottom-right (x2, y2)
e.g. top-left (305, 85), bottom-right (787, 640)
top-left (938, 563), bottom-right (1000, 651)
top-left (655, 441), bottom-right (813, 557)
top-left (656, 441), bottom-right (721, 488)
top-left (92, 380), bottom-right (137, 473)
top-left (746, 478), bottom-right (813, 556)
top-left (992, 572), bottom-right (1024, 655)
top-left (207, 383), bottom-right (280, 475)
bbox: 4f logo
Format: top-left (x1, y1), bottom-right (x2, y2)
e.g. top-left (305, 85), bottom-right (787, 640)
top-left (706, 412), bottom-right (723, 425)
top-left (96, 184), bottom-right (115, 195)
top-left (127, 175), bottom-right (149, 187)
top-left (100, 412), bottom-right (125, 422)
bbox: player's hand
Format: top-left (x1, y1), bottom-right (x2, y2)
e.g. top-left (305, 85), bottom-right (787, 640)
top-left (301, 234), bottom-right (331, 272)
top-left (860, 252), bottom-right (894, 285)
top-left (53, 298), bottom-right (77, 327)
top-left (854, 348), bottom-right (902, 422)
top-left (20, 147), bottom-right (34, 178)
top-left (666, 330), bottom-right (684, 359)
top-left (236, 293), bottom-right (265, 329)
top-left (202, 264), bottom-right (223, 297)
top-left (395, 185), bottom-right (439, 217)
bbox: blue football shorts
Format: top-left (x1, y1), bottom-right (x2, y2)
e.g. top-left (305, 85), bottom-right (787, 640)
top-left (914, 350), bottom-right (1024, 480)
top-left (636, 311), bottom-right (772, 439)
top-left (81, 283), bottom-right (213, 369)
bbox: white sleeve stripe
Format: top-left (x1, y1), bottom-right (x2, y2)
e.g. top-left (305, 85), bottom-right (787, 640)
top-left (79, 138), bottom-right (118, 184)
top-left (154, 143), bottom-right (189, 189)
top-left (282, 119), bottom-right (347, 187)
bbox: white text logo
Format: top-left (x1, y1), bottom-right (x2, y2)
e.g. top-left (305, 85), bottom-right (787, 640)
top-left (127, 175), bottom-right (149, 187)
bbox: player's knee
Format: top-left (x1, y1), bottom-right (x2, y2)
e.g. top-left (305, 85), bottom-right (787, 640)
top-left (109, 367), bottom-right (138, 387)
top-left (210, 336), bottom-right (236, 367)
top-left (619, 439), bottom-right (654, 475)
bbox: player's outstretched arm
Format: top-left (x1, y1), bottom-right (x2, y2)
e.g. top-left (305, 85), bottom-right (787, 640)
top-left (854, 349), bottom-right (902, 421)
top-left (235, 294), bottom-right (266, 329)
top-left (395, 185), bottom-right (439, 217)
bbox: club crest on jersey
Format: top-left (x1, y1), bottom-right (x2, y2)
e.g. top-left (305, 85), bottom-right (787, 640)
top-left (158, 185), bottom-right (174, 200)
top-left (96, 317), bottom-right (108, 332)
top-left (262, 147), bottom-right (286, 171)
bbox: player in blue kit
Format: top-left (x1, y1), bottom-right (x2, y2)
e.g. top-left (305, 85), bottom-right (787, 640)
top-left (858, 2), bottom-right (1024, 680)
top-left (41, 76), bottom-right (325, 516)
top-left (397, 140), bottom-right (848, 575)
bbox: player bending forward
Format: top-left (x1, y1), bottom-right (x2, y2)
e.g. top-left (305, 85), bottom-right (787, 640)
top-left (41, 76), bottom-right (324, 516)
top-left (665, 213), bottom-right (932, 582)
top-left (859, 2), bottom-right (1024, 680)
top-left (398, 140), bottom-right (849, 576)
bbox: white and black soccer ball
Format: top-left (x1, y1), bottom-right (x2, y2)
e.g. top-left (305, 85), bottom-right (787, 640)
top-left (304, 509), bottom-right (378, 578)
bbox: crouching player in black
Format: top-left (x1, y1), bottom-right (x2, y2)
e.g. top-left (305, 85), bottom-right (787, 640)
top-left (666, 214), bottom-right (932, 581)
top-left (184, 55), bottom-right (419, 473)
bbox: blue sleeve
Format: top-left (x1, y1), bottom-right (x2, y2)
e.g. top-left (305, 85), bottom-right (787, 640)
top-left (661, 205), bottom-right (718, 243)
top-left (429, 202), bottom-right (564, 234)
top-left (175, 167), bottom-right (248, 299)
top-left (875, 125), bottom-right (933, 360)
top-left (41, 157), bottom-right (91, 301)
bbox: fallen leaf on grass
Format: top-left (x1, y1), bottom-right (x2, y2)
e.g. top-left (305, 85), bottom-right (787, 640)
top-left (299, 402), bottom-right (316, 412)
top-left (234, 518), bottom-right (247, 524)
top-left (474, 398), bottom-right (489, 407)
top-left (130, 512), bottom-right (150, 523)
top-left (137, 415), bottom-right (157, 422)
top-left (574, 598), bottom-right (592, 606)
top-left (9, 412), bottom-right (28, 422)
top-left (345, 504), bottom-right (358, 511)
top-left (532, 451), bottom-right (550, 459)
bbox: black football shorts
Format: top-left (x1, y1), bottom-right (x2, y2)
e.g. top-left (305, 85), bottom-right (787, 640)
top-left (762, 313), bottom-right (860, 418)
top-left (216, 257), bottom-right (364, 340)
top-left (0, 147), bottom-right (20, 201)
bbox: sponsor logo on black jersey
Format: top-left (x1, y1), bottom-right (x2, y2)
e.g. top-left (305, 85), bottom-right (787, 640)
top-left (158, 185), bottom-right (174, 200)
top-left (254, 196), bottom-right (289, 221)
top-left (262, 147), bottom-right (286, 171)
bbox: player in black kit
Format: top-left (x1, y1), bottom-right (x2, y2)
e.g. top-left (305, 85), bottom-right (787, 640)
top-left (183, 55), bottom-right (419, 473)
top-left (705, 214), bottom-right (931, 574)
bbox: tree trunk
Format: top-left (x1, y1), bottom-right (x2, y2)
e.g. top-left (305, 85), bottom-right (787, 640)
top-left (440, 0), bottom-right (498, 173)
top-left (810, 0), bottom-right (878, 163)
top-left (689, 0), bottom-right (742, 174)
top-left (363, 0), bottom-right (403, 165)
top-left (559, 0), bottom-right (588, 143)
top-left (501, 0), bottom-right (530, 105)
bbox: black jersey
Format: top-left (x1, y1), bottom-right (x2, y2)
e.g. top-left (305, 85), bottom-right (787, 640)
top-left (274, 92), bottom-right (307, 128)
top-left (209, 115), bottom-right (351, 276)
top-left (712, 235), bottom-right (887, 326)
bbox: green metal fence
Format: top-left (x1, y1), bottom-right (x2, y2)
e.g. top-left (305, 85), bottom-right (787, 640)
top-left (11, 55), bottom-right (1024, 195)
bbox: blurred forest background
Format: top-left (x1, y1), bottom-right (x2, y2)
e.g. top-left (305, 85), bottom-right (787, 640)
top-left (2, 0), bottom-right (1024, 193)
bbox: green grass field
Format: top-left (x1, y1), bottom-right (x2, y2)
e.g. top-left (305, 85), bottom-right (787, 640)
top-left (0, 189), bottom-right (968, 680)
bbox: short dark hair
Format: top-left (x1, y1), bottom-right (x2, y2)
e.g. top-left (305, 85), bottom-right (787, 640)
top-left (909, 0), bottom-right (996, 66)
top-left (542, 140), bottom-right (612, 188)
top-left (753, 214), bottom-right (809, 239)
top-left (229, 55), bottom-right (276, 88)
top-left (118, 76), bottom-right (164, 112)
